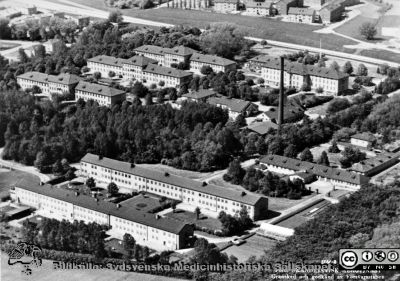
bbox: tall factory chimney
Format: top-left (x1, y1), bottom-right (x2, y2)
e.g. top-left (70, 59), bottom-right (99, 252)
top-left (278, 56), bottom-right (285, 132)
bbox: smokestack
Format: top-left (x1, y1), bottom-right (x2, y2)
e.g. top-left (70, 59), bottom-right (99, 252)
top-left (278, 56), bottom-right (285, 131)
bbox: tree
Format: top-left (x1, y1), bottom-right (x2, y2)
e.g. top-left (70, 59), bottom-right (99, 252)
top-left (200, 65), bottom-right (213, 75)
top-left (34, 44), bottom-right (46, 59)
top-left (122, 233), bottom-right (136, 258)
top-left (328, 140), bottom-right (340, 153)
top-left (317, 151), bottom-right (330, 166)
top-left (359, 22), bottom-right (377, 40)
top-left (195, 207), bottom-right (201, 220)
top-left (86, 177), bottom-right (96, 189)
top-left (141, 0), bottom-right (155, 9)
top-left (158, 80), bottom-right (165, 87)
top-left (329, 61), bottom-right (340, 72)
top-left (18, 48), bottom-right (29, 63)
top-left (0, 18), bottom-right (12, 39)
top-left (107, 182), bottom-right (119, 195)
top-left (342, 61), bottom-right (353, 75)
top-left (171, 201), bottom-right (177, 213)
top-left (52, 159), bottom-right (64, 174)
top-left (145, 93), bottom-right (153, 105)
top-left (299, 148), bottom-right (314, 162)
top-left (108, 10), bottom-right (123, 23)
top-left (93, 72), bottom-right (101, 80)
top-left (357, 64), bottom-right (368, 76)
top-left (260, 40), bottom-right (267, 47)
top-left (224, 158), bottom-right (245, 184)
top-left (340, 146), bottom-right (366, 168)
top-left (108, 71), bottom-right (115, 78)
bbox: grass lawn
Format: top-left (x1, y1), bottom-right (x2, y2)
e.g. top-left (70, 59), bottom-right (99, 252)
top-left (0, 252), bottom-right (181, 281)
top-left (0, 42), bottom-right (21, 51)
top-left (164, 209), bottom-right (223, 230)
top-left (221, 234), bottom-right (277, 262)
top-left (64, 0), bottom-right (357, 53)
top-left (359, 49), bottom-right (400, 63)
top-left (0, 169), bottom-right (40, 193)
top-left (119, 194), bottom-right (163, 213)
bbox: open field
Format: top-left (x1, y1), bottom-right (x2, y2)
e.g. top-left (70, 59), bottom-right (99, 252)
top-left (0, 252), bottom-right (181, 281)
top-left (0, 169), bottom-right (40, 193)
top-left (359, 48), bottom-right (400, 62)
top-left (164, 209), bottom-right (223, 230)
top-left (63, 0), bottom-right (358, 53)
top-left (221, 234), bottom-right (277, 262)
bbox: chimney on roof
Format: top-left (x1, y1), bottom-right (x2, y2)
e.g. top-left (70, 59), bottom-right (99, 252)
top-left (75, 191), bottom-right (79, 196)
top-left (165, 172), bottom-right (170, 177)
top-left (241, 191), bottom-right (246, 197)
top-left (116, 203), bottom-right (121, 209)
top-left (130, 163), bottom-right (135, 168)
top-left (98, 155), bottom-right (103, 160)
top-left (202, 182), bottom-right (208, 186)
top-left (156, 214), bottom-right (160, 219)
top-left (278, 56), bottom-right (285, 133)
top-left (40, 181), bottom-right (44, 186)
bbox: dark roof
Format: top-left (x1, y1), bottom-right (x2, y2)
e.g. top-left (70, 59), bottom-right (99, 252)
top-left (75, 81), bottom-right (126, 97)
top-left (208, 97), bottom-right (255, 113)
top-left (81, 153), bottom-right (265, 206)
top-left (245, 121), bottom-right (278, 135)
top-left (182, 89), bottom-right (217, 100)
top-left (214, 0), bottom-right (238, 3)
top-left (143, 64), bottom-right (193, 78)
top-left (249, 55), bottom-right (349, 80)
top-left (259, 154), bottom-right (369, 185)
top-left (351, 132), bottom-right (376, 142)
top-left (123, 55), bottom-right (158, 67)
top-left (87, 55), bottom-right (125, 67)
top-left (190, 52), bottom-right (236, 67)
top-left (16, 180), bottom-right (189, 234)
top-left (48, 73), bottom-right (81, 85)
top-left (17, 71), bottom-right (49, 83)
top-left (246, 0), bottom-right (273, 8)
top-left (288, 7), bottom-right (315, 15)
top-left (350, 152), bottom-right (400, 174)
top-left (134, 45), bottom-right (167, 56)
top-left (164, 46), bottom-right (195, 56)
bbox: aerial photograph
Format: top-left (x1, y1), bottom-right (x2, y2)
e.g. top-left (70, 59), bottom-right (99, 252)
top-left (0, 0), bottom-right (399, 279)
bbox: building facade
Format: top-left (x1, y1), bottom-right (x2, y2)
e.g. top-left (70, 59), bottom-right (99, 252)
top-left (208, 97), bottom-right (258, 119)
top-left (189, 53), bottom-right (237, 74)
top-left (246, 0), bottom-right (273, 16)
top-left (75, 81), bottom-right (126, 107)
top-left (259, 154), bottom-right (369, 189)
top-left (87, 55), bottom-right (125, 78)
top-left (287, 7), bottom-right (316, 23)
top-left (11, 182), bottom-right (194, 251)
top-left (350, 133), bottom-right (376, 149)
top-left (256, 56), bottom-right (349, 95)
top-left (17, 72), bottom-right (80, 96)
top-left (80, 154), bottom-right (268, 220)
top-left (214, 0), bottom-right (239, 13)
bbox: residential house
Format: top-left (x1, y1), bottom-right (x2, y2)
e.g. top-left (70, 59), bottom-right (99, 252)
top-left (75, 81), bottom-right (126, 107)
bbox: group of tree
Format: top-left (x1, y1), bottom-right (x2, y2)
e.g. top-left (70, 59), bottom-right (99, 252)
top-left (339, 146), bottom-right (366, 168)
top-left (218, 207), bottom-right (253, 236)
top-left (22, 218), bottom-right (109, 259)
top-left (121, 233), bottom-right (150, 261)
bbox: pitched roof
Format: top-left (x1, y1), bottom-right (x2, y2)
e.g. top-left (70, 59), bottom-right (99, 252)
top-left (87, 55), bottom-right (126, 67)
top-left (143, 64), bottom-right (193, 78)
top-left (182, 89), bottom-right (217, 100)
top-left (351, 152), bottom-right (400, 174)
top-left (190, 52), bottom-right (236, 67)
top-left (134, 45), bottom-right (167, 56)
top-left (17, 71), bottom-right (49, 83)
top-left (251, 55), bottom-right (349, 80)
top-left (16, 180), bottom-right (189, 234)
top-left (246, 0), bottom-right (273, 8)
top-left (259, 154), bottom-right (369, 185)
top-left (351, 132), bottom-right (376, 142)
top-left (263, 105), bottom-right (305, 122)
top-left (48, 73), bottom-right (81, 85)
top-left (164, 46), bottom-right (196, 56)
top-left (288, 7), bottom-right (315, 15)
top-left (208, 97), bottom-right (254, 113)
top-left (214, 0), bottom-right (238, 3)
top-left (81, 153), bottom-right (266, 206)
top-left (245, 121), bottom-right (278, 135)
top-left (123, 55), bottom-right (158, 67)
top-left (75, 81), bottom-right (126, 97)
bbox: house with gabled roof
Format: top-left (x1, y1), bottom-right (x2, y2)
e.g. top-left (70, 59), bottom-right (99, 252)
top-left (75, 81), bottom-right (126, 107)
top-left (208, 97), bottom-right (258, 119)
top-left (87, 55), bottom-right (126, 78)
top-left (189, 52), bottom-right (237, 74)
top-left (259, 154), bottom-right (369, 189)
top-left (80, 153), bottom-right (269, 220)
top-left (214, 0), bottom-right (239, 13)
